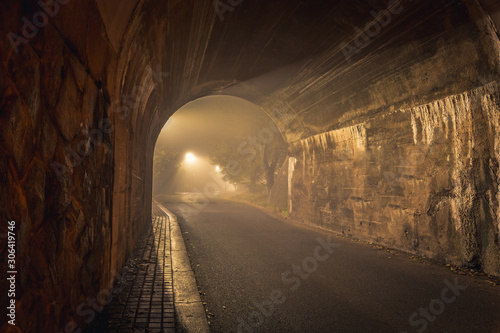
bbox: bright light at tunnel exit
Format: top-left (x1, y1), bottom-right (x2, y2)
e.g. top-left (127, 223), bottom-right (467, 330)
top-left (185, 152), bottom-right (196, 163)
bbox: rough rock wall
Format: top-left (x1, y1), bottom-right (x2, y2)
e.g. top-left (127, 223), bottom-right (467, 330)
top-left (0, 1), bottom-right (137, 332)
top-left (261, 0), bottom-right (500, 143)
top-left (269, 0), bottom-right (500, 275)
top-left (289, 82), bottom-right (500, 275)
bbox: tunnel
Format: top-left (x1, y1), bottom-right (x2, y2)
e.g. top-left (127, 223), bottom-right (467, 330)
top-left (1, 0), bottom-right (500, 332)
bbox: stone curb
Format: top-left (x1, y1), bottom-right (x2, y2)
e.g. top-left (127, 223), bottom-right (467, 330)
top-left (155, 201), bottom-right (210, 333)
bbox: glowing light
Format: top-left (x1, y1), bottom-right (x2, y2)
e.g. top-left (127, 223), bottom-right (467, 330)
top-left (215, 165), bottom-right (221, 172)
top-left (185, 152), bottom-right (196, 163)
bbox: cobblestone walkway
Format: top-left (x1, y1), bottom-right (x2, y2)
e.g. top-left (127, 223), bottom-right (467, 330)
top-left (86, 204), bottom-right (175, 332)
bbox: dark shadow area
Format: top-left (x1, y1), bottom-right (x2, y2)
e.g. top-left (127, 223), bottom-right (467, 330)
top-left (84, 204), bottom-right (174, 332)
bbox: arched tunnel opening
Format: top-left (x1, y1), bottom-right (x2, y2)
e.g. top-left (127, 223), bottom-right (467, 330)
top-left (1, 0), bottom-right (500, 332)
top-left (152, 95), bottom-right (287, 212)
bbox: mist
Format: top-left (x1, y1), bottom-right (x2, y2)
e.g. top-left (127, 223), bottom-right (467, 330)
top-left (153, 95), bottom-right (286, 198)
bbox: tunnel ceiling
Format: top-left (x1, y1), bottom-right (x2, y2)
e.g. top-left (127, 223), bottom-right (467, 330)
top-left (6, 0), bottom-right (492, 145)
top-left (89, 0), bottom-right (500, 145)
top-left (2, 0), bottom-right (499, 145)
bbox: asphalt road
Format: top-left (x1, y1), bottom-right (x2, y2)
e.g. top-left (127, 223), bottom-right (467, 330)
top-left (163, 199), bottom-right (500, 333)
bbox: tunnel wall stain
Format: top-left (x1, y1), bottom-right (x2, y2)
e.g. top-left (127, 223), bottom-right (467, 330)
top-left (289, 82), bottom-right (500, 275)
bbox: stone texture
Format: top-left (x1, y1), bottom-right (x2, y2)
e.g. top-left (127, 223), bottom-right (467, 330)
top-left (289, 83), bottom-right (500, 274)
top-left (37, 112), bottom-right (58, 164)
top-left (37, 23), bottom-right (66, 109)
top-left (20, 158), bottom-right (45, 231)
top-left (53, 60), bottom-right (83, 142)
top-left (0, 98), bottom-right (35, 177)
top-left (1, 0), bottom-right (500, 332)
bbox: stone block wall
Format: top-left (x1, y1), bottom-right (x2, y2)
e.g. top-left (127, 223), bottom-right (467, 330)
top-left (289, 83), bottom-right (500, 275)
top-left (0, 1), bottom-right (125, 332)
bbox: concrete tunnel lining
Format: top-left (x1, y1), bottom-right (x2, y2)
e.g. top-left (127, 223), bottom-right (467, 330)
top-left (1, 0), bottom-right (500, 331)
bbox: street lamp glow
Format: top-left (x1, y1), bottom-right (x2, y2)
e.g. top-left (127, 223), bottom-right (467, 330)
top-left (215, 165), bottom-right (221, 172)
top-left (185, 152), bottom-right (196, 163)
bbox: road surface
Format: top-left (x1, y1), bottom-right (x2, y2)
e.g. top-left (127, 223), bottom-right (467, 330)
top-left (163, 197), bottom-right (500, 333)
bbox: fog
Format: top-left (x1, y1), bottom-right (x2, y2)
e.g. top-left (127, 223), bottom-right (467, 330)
top-left (153, 95), bottom-right (285, 197)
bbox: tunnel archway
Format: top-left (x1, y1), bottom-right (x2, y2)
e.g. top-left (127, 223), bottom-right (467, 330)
top-left (1, 0), bottom-right (500, 331)
top-left (151, 94), bottom-right (289, 199)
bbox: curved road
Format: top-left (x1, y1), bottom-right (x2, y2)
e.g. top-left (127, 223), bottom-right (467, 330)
top-left (163, 198), bottom-right (500, 333)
